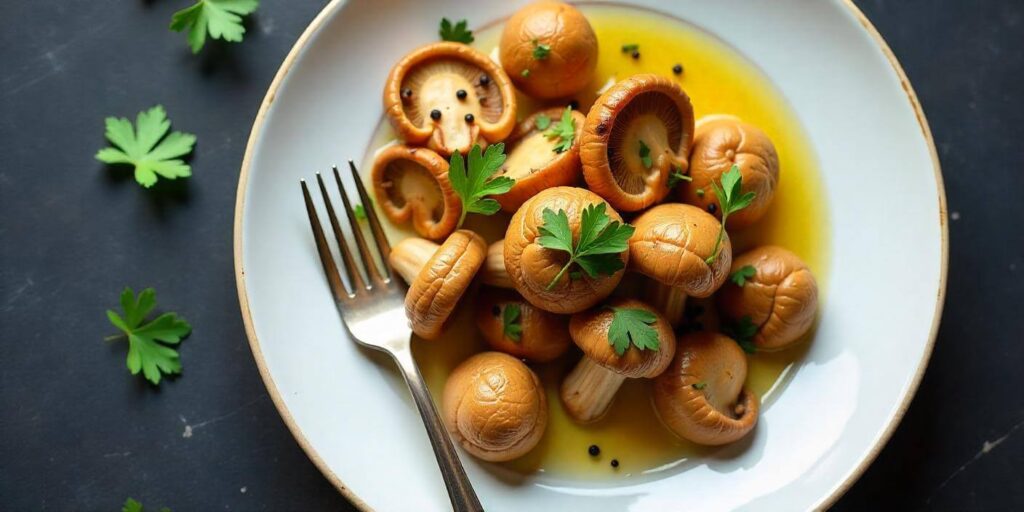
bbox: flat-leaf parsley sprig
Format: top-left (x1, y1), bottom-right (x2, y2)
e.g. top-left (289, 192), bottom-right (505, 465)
top-left (502, 303), bottom-right (522, 342)
top-left (96, 106), bottom-right (196, 188)
top-left (448, 144), bottom-right (515, 227)
top-left (706, 164), bottom-right (756, 264)
top-left (544, 107), bottom-right (576, 154)
top-left (170, 0), bottom-right (260, 54)
top-left (106, 288), bottom-right (192, 385)
top-left (607, 307), bottom-right (660, 355)
top-left (439, 18), bottom-right (474, 44)
top-left (537, 202), bottom-right (634, 290)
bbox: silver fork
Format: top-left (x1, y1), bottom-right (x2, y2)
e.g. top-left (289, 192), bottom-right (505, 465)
top-left (301, 162), bottom-right (483, 512)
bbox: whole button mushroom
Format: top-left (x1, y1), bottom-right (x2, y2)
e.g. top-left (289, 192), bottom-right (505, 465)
top-left (653, 332), bottom-right (760, 445)
top-left (580, 74), bottom-right (696, 212)
top-left (680, 115), bottom-right (780, 230)
top-left (442, 352), bottom-right (548, 461)
top-left (496, 107), bottom-right (586, 212)
top-left (504, 187), bottom-right (629, 314)
top-left (499, 1), bottom-right (599, 99)
top-left (561, 298), bottom-right (676, 423)
top-left (628, 203), bottom-right (732, 325)
top-left (372, 145), bottom-right (461, 241)
top-left (384, 42), bottom-right (517, 156)
top-left (717, 246), bottom-right (818, 351)
top-left (480, 239), bottom-right (513, 289)
top-left (388, 230), bottom-right (487, 340)
top-left (475, 289), bottom-right (571, 363)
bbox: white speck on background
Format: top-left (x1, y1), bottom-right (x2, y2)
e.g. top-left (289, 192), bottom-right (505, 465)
top-left (950, 211), bottom-right (960, 221)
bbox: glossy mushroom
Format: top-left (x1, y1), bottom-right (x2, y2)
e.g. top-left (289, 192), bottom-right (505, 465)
top-left (504, 187), bottom-right (628, 314)
top-left (499, 1), bottom-right (599, 99)
top-left (371, 145), bottom-right (460, 240)
top-left (560, 298), bottom-right (675, 423)
top-left (580, 74), bottom-right (695, 211)
top-left (680, 115), bottom-right (780, 229)
top-left (475, 289), bottom-right (571, 362)
top-left (496, 108), bottom-right (586, 212)
top-left (480, 239), bottom-right (514, 288)
top-left (717, 246), bottom-right (818, 351)
top-left (653, 332), bottom-right (759, 445)
top-left (388, 230), bottom-right (487, 340)
top-left (628, 203), bottom-right (732, 325)
top-left (442, 352), bottom-right (547, 461)
top-left (384, 42), bottom-right (517, 156)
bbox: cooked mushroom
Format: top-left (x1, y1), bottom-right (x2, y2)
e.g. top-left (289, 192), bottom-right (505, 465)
top-left (480, 239), bottom-right (513, 288)
top-left (499, 1), bottom-right (598, 99)
top-left (388, 230), bottom-right (487, 339)
top-left (504, 187), bottom-right (628, 314)
top-left (628, 203), bottom-right (731, 325)
top-left (371, 145), bottom-right (460, 241)
top-left (653, 332), bottom-right (759, 445)
top-left (475, 289), bottom-right (571, 362)
top-left (442, 351), bottom-right (547, 461)
top-left (496, 108), bottom-right (586, 212)
top-left (717, 246), bottom-right (818, 351)
top-left (680, 115), bottom-right (780, 229)
top-left (560, 298), bottom-right (675, 423)
top-left (384, 42), bottom-right (517, 156)
top-left (580, 74), bottom-right (695, 211)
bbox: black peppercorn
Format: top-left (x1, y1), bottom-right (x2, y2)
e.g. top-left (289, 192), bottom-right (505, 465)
top-left (610, 459), bottom-right (620, 468)
top-left (464, 113), bottom-right (475, 123)
top-left (492, 305), bottom-right (501, 317)
top-left (631, 50), bottom-right (640, 59)
top-left (479, 75), bottom-right (490, 86)
top-left (588, 445), bottom-right (600, 456)
top-left (672, 64), bottom-right (683, 75)
top-left (569, 99), bottom-right (579, 110)
top-left (430, 109), bottom-right (441, 121)
top-left (401, 88), bottom-right (413, 99)
top-left (707, 203), bottom-right (717, 214)
top-left (456, 89), bottom-right (467, 100)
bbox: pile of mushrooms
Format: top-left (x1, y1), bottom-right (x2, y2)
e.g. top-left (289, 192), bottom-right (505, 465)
top-left (368, 0), bottom-right (820, 463)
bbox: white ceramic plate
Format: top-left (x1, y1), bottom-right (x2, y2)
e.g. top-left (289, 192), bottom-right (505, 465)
top-left (234, 1), bottom-right (946, 510)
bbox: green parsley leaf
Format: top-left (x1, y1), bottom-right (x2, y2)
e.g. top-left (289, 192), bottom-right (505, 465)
top-left (729, 265), bottom-right (756, 286)
top-left (544, 107), bottom-right (576, 153)
top-left (106, 288), bottom-right (191, 385)
top-left (668, 167), bottom-right (692, 188)
top-left (170, 0), bottom-right (259, 54)
top-left (535, 114), bottom-right (552, 130)
top-left (607, 307), bottom-right (660, 356)
top-left (96, 106), bottom-right (196, 188)
top-left (521, 69), bottom-right (531, 77)
top-left (638, 140), bottom-right (652, 168)
top-left (692, 382), bottom-right (707, 390)
top-left (439, 18), bottom-right (474, 44)
top-left (537, 203), bottom-right (634, 290)
top-left (122, 498), bottom-right (171, 512)
top-left (448, 144), bottom-right (514, 226)
top-left (353, 204), bottom-right (367, 221)
top-left (621, 43), bottom-right (639, 53)
top-left (502, 304), bottom-right (523, 342)
top-left (705, 165), bottom-right (756, 264)
top-left (532, 39), bottom-right (551, 60)
top-left (722, 315), bottom-right (758, 354)
top-left (696, 188), bottom-right (705, 197)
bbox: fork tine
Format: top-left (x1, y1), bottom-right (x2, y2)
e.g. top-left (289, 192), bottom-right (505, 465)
top-left (349, 160), bottom-right (392, 272)
top-left (333, 165), bottom-right (386, 284)
top-left (315, 172), bottom-right (366, 294)
top-left (301, 180), bottom-right (350, 302)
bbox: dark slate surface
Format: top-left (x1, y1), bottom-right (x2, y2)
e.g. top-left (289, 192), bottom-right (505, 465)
top-left (0, 1), bottom-right (1020, 510)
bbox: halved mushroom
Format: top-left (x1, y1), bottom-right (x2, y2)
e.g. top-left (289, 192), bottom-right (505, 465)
top-left (388, 230), bottom-right (487, 340)
top-left (580, 74), bottom-right (695, 211)
top-left (629, 203), bottom-right (732, 325)
top-left (476, 289), bottom-right (571, 362)
top-left (480, 239), bottom-right (514, 288)
top-left (499, 1), bottom-right (599, 99)
top-left (384, 42), bottom-right (517, 156)
top-left (680, 115), bottom-right (780, 230)
top-left (653, 332), bottom-right (759, 445)
top-left (505, 187), bottom-right (628, 314)
top-left (371, 145), bottom-right (460, 241)
top-left (717, 246), bottom-right (818, 351)
top-left (496, 108), bottom-right (586, 212)
top-left (442, 351), bottom-right (547, 461)
top-left (560, 298), bottom-right (675, 423)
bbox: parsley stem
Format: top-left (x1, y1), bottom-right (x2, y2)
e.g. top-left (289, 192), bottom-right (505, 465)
top-left (706, 211), bottom-right (728, 265)
top-left (104, 333), bottom-right (126, 342)
top-left (546, 259), bottom-right (575, 290)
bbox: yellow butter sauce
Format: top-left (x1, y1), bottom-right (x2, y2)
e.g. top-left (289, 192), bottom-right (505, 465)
top-left (360, 4), bottom-right (828, 481)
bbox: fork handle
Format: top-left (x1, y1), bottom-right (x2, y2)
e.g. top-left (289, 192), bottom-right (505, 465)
top-left (391, 346), bottom-right (484, 512)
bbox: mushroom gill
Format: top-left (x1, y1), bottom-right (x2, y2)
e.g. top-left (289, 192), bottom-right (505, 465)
top-left (606, 92), bottom-right (684, 194)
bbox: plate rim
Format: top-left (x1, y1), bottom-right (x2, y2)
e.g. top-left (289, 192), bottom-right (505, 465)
top-left (231, 1), bottom-right (948, 509)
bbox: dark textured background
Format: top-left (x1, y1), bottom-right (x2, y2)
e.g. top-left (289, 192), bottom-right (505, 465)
top-left (1, 1), bottom-right (1021, 510)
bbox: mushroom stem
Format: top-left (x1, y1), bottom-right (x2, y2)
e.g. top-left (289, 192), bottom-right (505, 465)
top-left (388, 238), bottom-right (439, 284)
top-left (645, 281), bottom-right (688, 327)
top-left (560, 357), bottom-right (627, 423)
top-left (480, 240), bottom-right (513, 288)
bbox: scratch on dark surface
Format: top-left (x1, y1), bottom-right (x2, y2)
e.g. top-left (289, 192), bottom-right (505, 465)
top-left (3, 277), bottom-right (35, 312)
top-left (924, 418), bottom-right (1024, 505)
top-left (101, 451), bottom-right (131, 458)
top-left (180, 396), bottom-right (263, 439)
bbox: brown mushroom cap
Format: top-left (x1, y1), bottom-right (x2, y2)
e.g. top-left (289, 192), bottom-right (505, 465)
top-left (580, 74), bottom-right (695, 212)
top-left (504, 186), bottom-right (628, 314)
top-left (653, 331), bottom-right (759, 445)
top-left (680, 115), bottom-right (780, 230)
top-left (384, 42), bottom-right (517, 156)
top-left (404, 230), bottom-right (487, 339)
top-left (496, 108), bottom-right (585, 212)
top-left (371, 145), bottom-right (460, 241)
top-left (629, 203), bottom-right (731, 298)
top-left (717, 246), bottom-right (818, 350)
top-left (499, 1), bottom-right (598, 99)
top-left (569, 298), bottom-right (676, 378)
top-left (442, 352), bottom-right (548, 461)
top-left (475, 289), bottom-right (571, 362)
